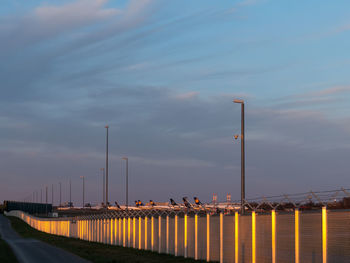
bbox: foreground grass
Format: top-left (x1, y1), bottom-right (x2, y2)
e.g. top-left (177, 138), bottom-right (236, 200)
top-left (0, 235), bottom-right (18, 263)
top-left (8, 216), bottom-right (206, 263)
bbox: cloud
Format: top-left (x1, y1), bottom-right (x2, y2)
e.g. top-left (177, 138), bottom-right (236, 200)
top-left (175, 91), bottom-right (199, 100)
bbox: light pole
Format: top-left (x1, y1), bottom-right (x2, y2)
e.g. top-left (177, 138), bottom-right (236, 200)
top-left (105, 125), bottom-right (109, 207)
top-left (59, 182), bottom-right (62, 207)
top-left (122, 157), bottom-right (129, 209)
top-left (69, 179), bottom-right (72, 207)
top-left (100, 168), bottom-right (105, 205)
top-left (233, 99), bottom-right (245, 214)
top-left (80, 176), bottom-right (85, 208)
top-left (51, 184), bottom-right (54, 205)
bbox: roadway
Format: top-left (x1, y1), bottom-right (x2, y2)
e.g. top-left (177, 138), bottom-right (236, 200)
top-left (0, 214), bottom-right (90, 263)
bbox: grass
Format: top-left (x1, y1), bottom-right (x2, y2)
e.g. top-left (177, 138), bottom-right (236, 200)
top-left (0, 235), bottom-right (18, 263)
top-left (8, 216), bottom-right (207, 263)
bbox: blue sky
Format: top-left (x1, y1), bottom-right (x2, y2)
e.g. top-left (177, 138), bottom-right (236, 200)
top-left (1, 0), bottom-right (350, 206)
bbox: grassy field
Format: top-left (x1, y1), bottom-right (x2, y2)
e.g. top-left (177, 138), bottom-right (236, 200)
top-left (8, 216), bottom-right (208, 263)
top-left (0, 235), bottom-right (18, 263)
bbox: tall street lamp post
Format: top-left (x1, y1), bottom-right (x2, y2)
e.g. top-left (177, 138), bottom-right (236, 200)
top-left (105, 125), bottom-right (109, 207)
top-left (80, 176), bottom-right (85, 208)
top-left (233, 99), bottom-right (245, 214)
top-left (122, 157), bottom-right (129, 210)
top-left (59, 182), bottom-right (62, 207)
top-left (100, 168), bottom-right (105, 205)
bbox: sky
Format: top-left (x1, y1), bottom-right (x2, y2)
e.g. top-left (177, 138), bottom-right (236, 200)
top-left (1, 0), bottom-right (350, 206)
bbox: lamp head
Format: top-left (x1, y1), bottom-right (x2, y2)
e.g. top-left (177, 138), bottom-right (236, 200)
top-left (233, 99), bottom-right (244, 104)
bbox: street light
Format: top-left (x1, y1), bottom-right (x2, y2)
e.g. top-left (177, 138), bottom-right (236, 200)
top-left (80, 176), bottom-right (85, 208)
top-left (122, 157), bottom-right (129, 210)
top-left (233, 99), bottom-right (245, 214)
top-left (105, 125), bottom-right (109, 207)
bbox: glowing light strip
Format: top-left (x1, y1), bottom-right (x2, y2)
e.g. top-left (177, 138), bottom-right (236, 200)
top-left (252, 211), bottom-right (256, 263)
top-left (166, 216), bottom-right (169, 254)
top-left (295, 209), bottom-right (299, 263)
top-left (175, 215), bottom-right (178, 256)
top-left (184, 214), bottom-right (188, 258)
top-left (322, 207), bottom-right (327, 263)
top-left (151, 217), bottom-right (154, 251)
top-left (158, 216), bottom-right (161, 252)
top-left (145, 217), bottom-right (148, 250)
top-left (119, 218), bottom-right (122, 245)
top-left (207, 213), bottom-right (210, 262)
top-left (139, 217), bottom-right (142, 249)
top-left (123, 218), bottom-right (126, 247)
top-left (235, 212), bottom-right (238, 263)
top-left (220, 213), bottom-right (223, 263)
top-left (133, 218), bottom-right (136, 248)
top-left (272, 210), bottom-right (276, 263)
top-left (195, 214), bottom-right (198, 260)
top-left (128, 218), bottom-right (131, 247)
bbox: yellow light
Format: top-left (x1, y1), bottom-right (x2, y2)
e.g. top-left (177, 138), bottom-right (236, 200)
top-left (252, 211), bottom-right (256, 263)
top-left (175, 215), bottom-right (178, 256)
top-left (128, 218), bottom-right (131, 247)
top-left (158, 216), bottom-right (161, 252)
top-left (166, 216), bottom-right (169, 254)
top-left (184, 214), bottom-right (188, 258)
top-left (272, 210), bottom-right (276, 263)
top-left (139, 217), bottom-right (142, 249)
top-left (207, 213), bottom-right (210, 262)
top-left (119, 218), bottom-right (122, 245)
top-left (295, 209), bottom-right (299, 263)
top-left (123, 218), bottom-right (126, 247)
top-left (133, 218), bottom-right (136, 248)
top-left (145, 217), bottom-right (148, 250)
top-left (220, 213), bottom-right (223, 263)
top-left (235, 212), bottom-right (239, 263)
top-left (151, 217), bottom-right (154, 251)
top-left (195, 214), bottom-right (198, 260)
top-left (322, 207), bottom-right (327, 263)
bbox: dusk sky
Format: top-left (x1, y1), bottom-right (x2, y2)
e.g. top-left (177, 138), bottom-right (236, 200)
top-left (1, 0), bottom-right (350, 206)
